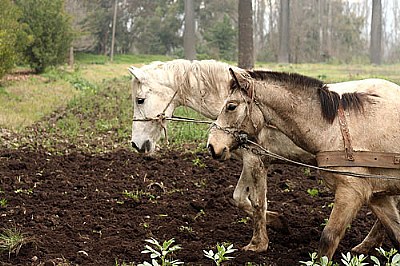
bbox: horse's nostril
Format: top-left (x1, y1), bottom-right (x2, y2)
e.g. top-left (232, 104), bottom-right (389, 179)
top-left (131, 141), bottom-right (139, 151)
top-left (143, 140), bottom-right (151, 152)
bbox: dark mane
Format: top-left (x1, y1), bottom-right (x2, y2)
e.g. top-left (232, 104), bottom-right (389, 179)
top-left (231, 70), bottom-right (376, 124)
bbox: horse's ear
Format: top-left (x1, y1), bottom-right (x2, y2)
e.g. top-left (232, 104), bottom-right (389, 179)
top-left (128, 66), bottom-right (146, 83)
top-left (229, 68), bottom-right (241, 89)
top-left (229, 68), bottom-right (253, 99)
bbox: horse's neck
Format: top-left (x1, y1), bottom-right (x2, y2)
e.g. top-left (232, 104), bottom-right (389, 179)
top-left (257, 82), bottom-right (329, 154)
top-left (174, 70), bottom-right (230, 120)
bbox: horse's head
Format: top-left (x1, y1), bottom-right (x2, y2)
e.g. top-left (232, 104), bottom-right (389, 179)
top-left (129, 65), bottom-right (176, 153)
top-left (207, 69), bottom-right (265, 160)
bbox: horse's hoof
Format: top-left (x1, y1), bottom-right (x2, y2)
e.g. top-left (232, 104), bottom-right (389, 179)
top-left (267, 214), bottom-right (289, 234)
top-left (242, 243), bottom-right (269, 253)
top-left (351, 244), bottom-right (372, 255)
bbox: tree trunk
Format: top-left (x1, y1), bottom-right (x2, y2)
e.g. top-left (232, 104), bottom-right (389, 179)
top-left (238, 0), bottom-right (254, 69)
top-left (69, 46), bottom-right (74, 68)
top-left (370, 0), bottom-right (382, 64)
top-left (184, 0), bottom-right (196, 60)
top-left (110, 0), bottom-right (118, 62)
top-left (278, 0), bottom-right (290, 63)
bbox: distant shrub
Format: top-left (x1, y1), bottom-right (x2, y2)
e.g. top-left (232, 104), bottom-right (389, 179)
top-left (15, 0), bottom-right (72, 73)
top-left (0, 0), bottom-right (28, 79)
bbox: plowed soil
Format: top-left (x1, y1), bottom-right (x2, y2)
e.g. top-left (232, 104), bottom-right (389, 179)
top-left (0, 145), bottom-right (386, 266)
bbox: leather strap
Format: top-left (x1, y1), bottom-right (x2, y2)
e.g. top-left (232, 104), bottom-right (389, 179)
top-left (317, 151), bottom-right (400, 169)
top-left (337, 104), bottom-right (354, 161)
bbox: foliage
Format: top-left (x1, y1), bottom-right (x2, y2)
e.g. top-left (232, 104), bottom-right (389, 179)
top-left (15, 0), bottom-right (73, 73)
top-left (371, 247), bottom-right (400, 266)
top-left (0, 0), bottom-right (29, 79)
top-left (138, 238), bottom-right (183, 266)
top-left (202, 14), bottom-right (237, 61)
top-left (300, 248), bottom-right (400, 266)
top-left (203, 243), bottom-right (237, 266)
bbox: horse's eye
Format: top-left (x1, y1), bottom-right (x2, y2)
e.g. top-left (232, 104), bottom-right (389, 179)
top-left (136, 98), bottom-right (145, 105)
top-left (226, 102), bottom-right (237, 111)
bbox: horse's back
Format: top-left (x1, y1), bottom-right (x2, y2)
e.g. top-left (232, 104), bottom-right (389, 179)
top-left (328, 78), bottom-right (400, 97)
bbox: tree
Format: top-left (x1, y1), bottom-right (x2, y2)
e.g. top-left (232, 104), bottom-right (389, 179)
top-left (16, 0), bottom-right (72, 73)
top-left (370, 0), bottom-right (382, 64)
top-left (0, 0), bottom-right (28, 79)
top-left (278, 0), bottom-right (290, 63)
top-left (184, 0), bottom-right (196, 60)
top-left (238, 0), bottom-right (254, 69)
top-left (204, 15), bottom-right (237, 61)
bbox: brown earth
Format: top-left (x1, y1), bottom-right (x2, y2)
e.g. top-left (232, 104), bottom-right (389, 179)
top-left (0, 145), bottom-right (389, 266)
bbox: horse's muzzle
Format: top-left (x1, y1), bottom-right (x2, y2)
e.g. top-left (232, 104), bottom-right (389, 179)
top-left (131, 140), bottom-right (151, 153)
top-left (207, 143), bottom-right (228, 160)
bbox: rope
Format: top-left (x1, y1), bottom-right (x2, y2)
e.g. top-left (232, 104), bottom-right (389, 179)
top-left (132, 116), bottom-right (213, 124)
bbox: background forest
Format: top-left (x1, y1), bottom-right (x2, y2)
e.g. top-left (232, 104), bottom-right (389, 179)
top-left (68, 0), bottom-right (397, 63)
top-left (0, 0), bottom-right (398, 78)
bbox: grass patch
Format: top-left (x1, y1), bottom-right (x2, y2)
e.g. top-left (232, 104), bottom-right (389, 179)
top-left (0, 76), bottom-right (79, 131)
top-left (75, 53), bottom-right (174, 65)
top-left (0, 228), bottom-right (27, 257)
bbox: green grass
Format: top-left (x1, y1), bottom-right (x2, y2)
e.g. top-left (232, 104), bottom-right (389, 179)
top-left (75, 53), bottom-right (174, 65)
top-left (0, 228), bottom-right (27, 256)
top-left (2, 54), bottom-right (400, 150)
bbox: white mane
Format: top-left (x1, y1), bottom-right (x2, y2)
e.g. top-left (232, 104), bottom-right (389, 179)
top-left (138, 59), bottom-right (242, 100)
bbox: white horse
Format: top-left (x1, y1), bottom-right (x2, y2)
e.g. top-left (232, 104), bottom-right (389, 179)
top-left (207, 69), bottom-right (400, 258)
top-left (128, 59), bottom-right (316, 252)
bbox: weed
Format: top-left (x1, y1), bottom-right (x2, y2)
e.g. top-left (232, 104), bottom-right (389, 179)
top-left (194, 209), bottom-right (206, 220)
top-left (307, 188), bottom-right (319, 197)
top-left (122, 190), bottom-right (155, 202)
top-left (304, 167), bottom-right (311, 177)
top-left (0, 198), bottom-right (7, 208)
top-left (179, 226), bottom-right (193, 234)
top-left (203, 243), bottom-right (237, 266)
top-left (237, 217), bottom-right (251, 224)
top-left (192, 157), bottom-right (206, 168)
top-left (115, 260), bottom-right (135, 266)
top-left (14, 188), bottom-right (33, 195)
top-left (0, 228), bottom-right (27, 257)
top-left (138, 237), bottom-right (183, 266)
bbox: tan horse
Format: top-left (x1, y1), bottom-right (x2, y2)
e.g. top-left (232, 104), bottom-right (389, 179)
top-left (207, 69), bottom-right (400, 258)
top-left (128, 59), bottom-right (316, 252)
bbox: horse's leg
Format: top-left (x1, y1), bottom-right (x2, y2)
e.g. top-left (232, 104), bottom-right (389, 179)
top-left (318, 181), bottom-right (364, 259)
top-left (234, 151), bottom-right (287, 229)
top-left (368, 195), bottom-right (400, 250)
top-left (232, 151), bottom-right (268, 252)
top-left (351, 219), bottom-right (385, 254)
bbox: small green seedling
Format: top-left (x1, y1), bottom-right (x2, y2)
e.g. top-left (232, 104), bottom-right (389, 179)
top-left (371, 247), bottom-right (400, 266)
top-left (203, 243), bottom-right (237, 266)
top-left (138, 237), bottom-right (183, 266)
top-left (307, 188), bottom-right (319, 197)
top-left (237, 217), bottom-right (251, 224)
top-left (192, 157), bottom-right (206, 168)
top-left (340, 252), bottom-right (368, 266)
top-left (304, 167), bottom-right (311, 177)
top-left (0, 198), bottom-right (7, 208)
top-left (300, 252), bottom-right (337, 266)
